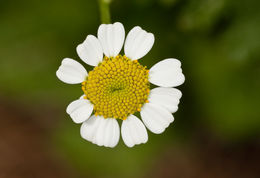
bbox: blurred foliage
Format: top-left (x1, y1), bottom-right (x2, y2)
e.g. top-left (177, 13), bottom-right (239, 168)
top-left (0, 0), bottom-right (260, 177)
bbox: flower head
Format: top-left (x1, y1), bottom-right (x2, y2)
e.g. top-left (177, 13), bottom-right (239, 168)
top-left (56, 22), bottom-right (185, 147)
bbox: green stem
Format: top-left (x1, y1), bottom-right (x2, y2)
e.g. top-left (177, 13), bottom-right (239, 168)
top-left (98, 0), bottom-right (111, 24)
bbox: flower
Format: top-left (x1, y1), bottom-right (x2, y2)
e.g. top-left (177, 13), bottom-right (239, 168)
top-left (56, 22), bottom-right (185, 148)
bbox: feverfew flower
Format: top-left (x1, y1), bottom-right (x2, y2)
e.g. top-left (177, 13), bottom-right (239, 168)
top-left (56, 22), bottom-right (185, 148)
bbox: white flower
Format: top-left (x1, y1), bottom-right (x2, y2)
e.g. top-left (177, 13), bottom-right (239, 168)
top-left (56, 22), bottom-right (185, 148)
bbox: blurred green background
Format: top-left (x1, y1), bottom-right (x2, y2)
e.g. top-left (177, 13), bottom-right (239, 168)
top-left (0, 0), bottom-right (260, 177)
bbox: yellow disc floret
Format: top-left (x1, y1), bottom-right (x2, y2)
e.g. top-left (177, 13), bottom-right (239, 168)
top-left (82, 55), bottom-right (150, 120)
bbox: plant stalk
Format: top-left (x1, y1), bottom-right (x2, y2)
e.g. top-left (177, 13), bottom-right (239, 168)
top-left (98, 0), bottom-right (111, 24)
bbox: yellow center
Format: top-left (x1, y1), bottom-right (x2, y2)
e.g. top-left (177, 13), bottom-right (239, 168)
top-left (82, 55), bottom-right (150, 120)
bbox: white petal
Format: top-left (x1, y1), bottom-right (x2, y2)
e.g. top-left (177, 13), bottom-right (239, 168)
top-left (124, 26), bottom-right (154, 60)
top-left (140, 103), bottom-right (174, 134)
top-left (149, 58), bottom-right (185, 87)
top-left (98, 22), bottom-right (125, 57)
top-left (79, 94), bottom-right (85, 99)
top-left (121, 115), bottom-right (148, 147)
top-left (76, 35), bottom-right (103, 66)
top-left (66, 99), bottom-right (93, 124)
top-left (80, 116), bottom-right (120, 148)
top-left (56, 58), bottom-right (87, 84)
top-left (149, 87), bottom-right (182, 113)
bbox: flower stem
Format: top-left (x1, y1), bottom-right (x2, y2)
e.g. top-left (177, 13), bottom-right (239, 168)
top-left (98, 0), bottom-right (111, 24)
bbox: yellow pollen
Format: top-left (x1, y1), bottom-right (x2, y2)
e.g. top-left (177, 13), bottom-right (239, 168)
top-left (82, 55), bottom-right (150, 120)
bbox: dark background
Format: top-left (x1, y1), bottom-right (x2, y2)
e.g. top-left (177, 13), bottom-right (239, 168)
top-left (0, 0), bottom-right (260, 177)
